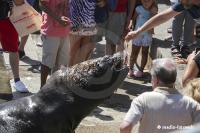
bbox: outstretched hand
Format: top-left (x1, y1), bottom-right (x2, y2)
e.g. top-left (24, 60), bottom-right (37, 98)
top-left (125, 30), bottom-right (140, 42)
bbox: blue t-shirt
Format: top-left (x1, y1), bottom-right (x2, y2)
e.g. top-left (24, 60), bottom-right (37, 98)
top-left (172, 2), bottom-right (200, 24)
top-left (134, 5), bottom-right (151, 36)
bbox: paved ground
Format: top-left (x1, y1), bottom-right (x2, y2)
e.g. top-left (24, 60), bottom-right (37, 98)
top-left (0, 0), bottom-right (200, 132)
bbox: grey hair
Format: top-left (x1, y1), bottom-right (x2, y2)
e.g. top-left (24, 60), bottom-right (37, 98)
top-left (150, 58), bottom-right (177, 84)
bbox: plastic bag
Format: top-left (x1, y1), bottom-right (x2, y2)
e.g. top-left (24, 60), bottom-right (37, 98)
top-left (9, 0), bottom-right (42, 37)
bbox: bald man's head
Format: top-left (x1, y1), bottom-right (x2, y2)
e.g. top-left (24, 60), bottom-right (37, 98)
top-left (150, 58), bottom-right (177, 84)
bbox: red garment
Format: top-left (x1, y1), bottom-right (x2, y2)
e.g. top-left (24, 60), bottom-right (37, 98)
top-left (0, 18), bottom-right (18, 52)
top-left (40, 0), bottom-right (70, 37)
top-left (114, 0), bottom-right (127, 12)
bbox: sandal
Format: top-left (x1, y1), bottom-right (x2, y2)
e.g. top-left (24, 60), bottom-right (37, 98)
top-left (180, 45), bottom-right (190, 59)
top-left (196, 26), bottom-right (200, 38)
top-left (167, 27), bottom-right (172, 33)
top-left (128, 70), bottom-right (133, 77)
top-left (135, 70), bottom-right (143, 78)
top-left (171, 45), bottom-right (181, 58)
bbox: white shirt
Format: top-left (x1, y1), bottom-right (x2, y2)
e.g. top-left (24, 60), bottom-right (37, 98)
top-left (124, 87), bottom-right (200, 133)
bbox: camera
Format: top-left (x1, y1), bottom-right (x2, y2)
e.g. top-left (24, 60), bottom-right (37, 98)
top-left (195, 47), bottom-right (200, 53)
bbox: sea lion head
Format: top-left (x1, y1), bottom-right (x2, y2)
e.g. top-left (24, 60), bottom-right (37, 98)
top-left (49, 52), bottom-right (129, 99)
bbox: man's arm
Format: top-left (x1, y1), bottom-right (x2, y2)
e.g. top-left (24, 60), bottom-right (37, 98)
top-left (120, 121), bottom-right (133, 133)
top-left (120, 95), bottom-right (144, 133)
top-left (125, 7), bottom-right (181, 41)
top-left (131, 9), bottom-right (139, 30)
top-left (125, 0), bottom-right (136, 29)
top-left (39, 0), bottom-right (70, 27)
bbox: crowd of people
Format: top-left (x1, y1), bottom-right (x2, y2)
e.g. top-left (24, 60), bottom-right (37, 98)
top-left (1, 0), bottom-right (200, 132)
top-left (120, 0), bottom-right (200, 132)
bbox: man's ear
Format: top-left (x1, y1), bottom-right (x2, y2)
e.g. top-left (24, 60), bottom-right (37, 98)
top-left (155, 75), bottom-right (160, 84)
top-left (153, 74), bottom-right (159, 84)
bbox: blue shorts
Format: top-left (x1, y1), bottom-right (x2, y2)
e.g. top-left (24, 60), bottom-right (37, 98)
top-left (132, 35), bottom-right (152, 47)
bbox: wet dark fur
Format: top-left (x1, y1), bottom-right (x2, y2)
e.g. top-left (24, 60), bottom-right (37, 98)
top-left (0, 53), bottom-right (128, 133)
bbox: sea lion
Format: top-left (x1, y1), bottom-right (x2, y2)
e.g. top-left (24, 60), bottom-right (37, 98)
top-left (0, 52), bottom-right (128, 133)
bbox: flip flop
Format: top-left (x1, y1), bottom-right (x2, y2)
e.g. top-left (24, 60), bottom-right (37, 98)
top-left (127, 70), bottom-right (133, 77)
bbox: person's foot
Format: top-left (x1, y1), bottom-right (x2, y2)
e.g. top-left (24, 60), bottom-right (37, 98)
top-left (33, 66), bottom-right (41, 73)
top-left (135, 70), bottom-right (143, 78)
top-left (167, 27), bottom-right (172, 33)
top-left (165, 36), bottom-right (173, 42)
top-left (173, 57), bottom-right (187, 64)
top-left (14, 81), bottom-right (29, 93)
top-left (188, 40), bottom-right (197, 46)
top-left (35, 42), bottom-right (42, 47)
top-left (18, 50), bottom-right (26, 60)
top-left (128, 70), bottom-right (133, 77)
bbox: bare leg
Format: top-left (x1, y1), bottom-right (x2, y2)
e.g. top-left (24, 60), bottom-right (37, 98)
top-left (117, 29), bottom-right (129, 52)
top-left (86, 42), bottom-right (96, 60)
top-left (117, 42), bottom-right (124, 52)
top-left (9, 52), bottom-right (20, 78)
top-left (68, 34), bottom-right (81, 66)
top-left (19, 35), bottom-right (29, 51)
top-left (105, 43), bottom-right (116, 55)
top-left (129, 45), bottom-right (140, 70)
top-left (40, 64), bottom-right (50, 88)
top-left (79, 36), bottom-right (92, 62)
top-left (140, 46), bottom-right (149, 72)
